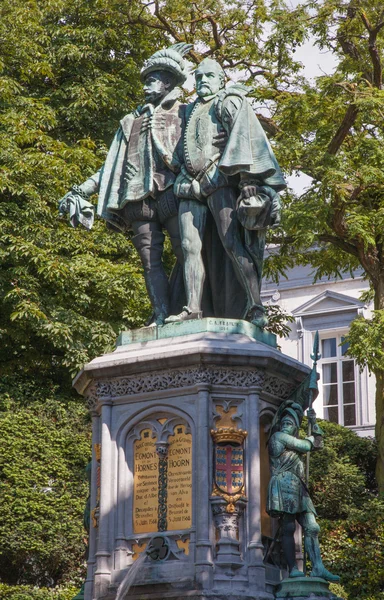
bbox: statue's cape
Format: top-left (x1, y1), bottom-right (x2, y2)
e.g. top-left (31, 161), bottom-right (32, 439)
top-left (198, 87), bottom-right (287, 319)
top-left (217, 86), bottom-right (286, 191)
top-left (96, 88), bottom-right (183, 232)
top-left (96, 124), bottom-right (131, 231)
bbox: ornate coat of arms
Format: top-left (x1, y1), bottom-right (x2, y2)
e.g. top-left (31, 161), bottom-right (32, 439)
top-left (215, 444), bottom-right (244, 494)
top-left (211, 428), bottom-right (247, 512)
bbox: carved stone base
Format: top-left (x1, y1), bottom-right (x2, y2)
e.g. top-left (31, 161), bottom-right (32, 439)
top-left (275, 576), bottom-right (343, 599)
top-left (73, 324), bottom-right (311, 600)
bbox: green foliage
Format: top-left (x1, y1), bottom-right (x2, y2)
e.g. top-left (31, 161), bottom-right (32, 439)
top-left (0, 376), bottom-right (90, 586)
top-left (0, 0), bottom-right (160, 379)
top-left (265, 304), bottom-right (295, 338)
top-left (0, 0), bottom-right (160, 588)
top-left (298, 419), bottom-right (384, 598)
top-left (320, 499), bottom-right (384, 600)
top-left (0, 584), bottom-right (77, 600)
top-left (346, 312), bottom-right (384, 373)
top-left (301, 419), bottom-right (378, 519)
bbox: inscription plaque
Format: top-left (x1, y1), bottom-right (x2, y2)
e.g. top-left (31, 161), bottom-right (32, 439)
top-left (167, 425), bottom-right (192, 530)
top-left (132, 423), bottom-right (192, 533)
top-left (133, 429), bottom-right (159, 533)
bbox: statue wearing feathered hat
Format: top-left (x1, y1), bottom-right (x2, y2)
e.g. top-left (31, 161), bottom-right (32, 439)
top-left (59, 44), bottom-right (192, 325)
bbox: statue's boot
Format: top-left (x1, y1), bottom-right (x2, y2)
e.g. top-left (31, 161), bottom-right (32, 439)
top-left (248, 304), bottom-right (268, 328)
top-left (146, 316), bottom-right (166, 327)
top-left (164, 306), bottom-right (202, 323)
top-left (305, 536), bottom-right (340, 583)
top-left (289, 567), bottom-right (305, 578)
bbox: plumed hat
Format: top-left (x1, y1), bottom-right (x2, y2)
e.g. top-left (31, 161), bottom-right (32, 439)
top-left (140, 43), bottom-right (193, 85)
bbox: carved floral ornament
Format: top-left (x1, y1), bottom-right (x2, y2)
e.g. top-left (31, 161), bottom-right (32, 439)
top-left (85, 366), bottom-right (296, 408)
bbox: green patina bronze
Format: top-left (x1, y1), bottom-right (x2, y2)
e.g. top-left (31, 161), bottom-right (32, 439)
top-left (116, 317), bottom-right (276, 347)
top-left (59, 44), bottom-right (192, 325)
top-left (266, 337), bottom-right (340, 589)
top-left (59, 47), bottom-right (286, 330)
top-left (166, 58), bottom-right (286, 328)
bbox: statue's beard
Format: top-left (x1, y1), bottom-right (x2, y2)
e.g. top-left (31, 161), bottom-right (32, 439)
top-left (197, 84), bottom-right (214, 96)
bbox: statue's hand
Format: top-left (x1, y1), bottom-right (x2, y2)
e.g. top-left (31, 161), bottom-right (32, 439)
top-left (270, 192), bottom-right (282, 227)
top-left (307, 408), bottom-right (324, 438)
top-left (307, 408), bottom-right (317, 426)
top-left (58, 188), bottom-right (95, 230)
top-left (240, 184), bottom-right (259, 200)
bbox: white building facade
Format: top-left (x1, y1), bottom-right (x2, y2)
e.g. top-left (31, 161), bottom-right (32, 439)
top-left (262, 263), bottom-right (376, 437)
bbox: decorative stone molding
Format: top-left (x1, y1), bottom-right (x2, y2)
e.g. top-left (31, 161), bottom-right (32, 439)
top-left (87, 367), bottom-right (297, 408)
top-left (94, 366), bottom-right (266, 399)
top-left (211, 497), bottom-right (246, 569)
top-left (263, 373), bottom-right (296, 399)
top-left (213, 400), bottom-right (244, 429)
top-left (85, 385), bottom-right (99, 410)
top-left (212, 500), bottom-right (245, 539)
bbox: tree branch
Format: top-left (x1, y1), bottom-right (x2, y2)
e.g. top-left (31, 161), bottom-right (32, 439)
top-left (207, 16), bottom-right (222, 50)
top-left (360, 11), bottom-right (383, 88)
top-left (256, 114), bottom-right (280, 136)
top-left (153, 0), bottom-right (183, 42)
top-left (318, 234), bottom-right (359, 258)
top-left (327, 104), bottom-right (358, 155)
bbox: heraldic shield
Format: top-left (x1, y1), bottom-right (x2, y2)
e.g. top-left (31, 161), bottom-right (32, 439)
top-left (215, 444), bottom-right (244, 495)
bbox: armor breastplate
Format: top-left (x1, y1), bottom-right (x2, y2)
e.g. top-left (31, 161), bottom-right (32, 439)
top-left (184, 98), bottom-right (223, 176)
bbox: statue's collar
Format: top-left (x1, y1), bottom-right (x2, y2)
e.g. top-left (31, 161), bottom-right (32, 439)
top-left (161, 87), bottom-right (182, 108)
top-left (141, 87), bottom-right (182, 114)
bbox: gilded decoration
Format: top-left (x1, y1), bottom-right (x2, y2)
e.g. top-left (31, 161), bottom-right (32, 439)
top-left (211, 427), bottom-right (247, 513)
top-left (132, 420), bottom-right (193, 534)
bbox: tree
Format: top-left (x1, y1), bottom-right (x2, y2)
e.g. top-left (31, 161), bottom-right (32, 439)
top-left (0, 0), bottom-right (164, 381)
top-left (0, 0), bottom-right (162, 585)
top-left (124, 0), bottom-right (384, 491)
top-left (0, 376), bottom-right (90, 586)
top-left (302, 418), bottom-right (384, 599)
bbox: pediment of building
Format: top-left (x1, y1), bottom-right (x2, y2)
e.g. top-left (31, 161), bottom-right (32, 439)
top-left (292, 290), bottom-right (365, 317)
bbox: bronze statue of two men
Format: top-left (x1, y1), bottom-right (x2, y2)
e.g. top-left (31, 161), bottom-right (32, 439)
top-left (59, 44), bottom-right (286, 327)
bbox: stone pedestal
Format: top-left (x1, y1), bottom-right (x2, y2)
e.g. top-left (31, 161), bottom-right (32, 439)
top-left (73, 318), bottom-right (311, 600)
top-left (275, 576), bottom-right (342, 599)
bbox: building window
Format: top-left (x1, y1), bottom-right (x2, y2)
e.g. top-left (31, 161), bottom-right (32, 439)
top-left (320, 334), bottom-right (357, 426)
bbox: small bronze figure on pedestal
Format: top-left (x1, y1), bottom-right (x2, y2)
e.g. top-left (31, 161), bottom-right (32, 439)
top-left (267, 401), bottom-right (340, 583)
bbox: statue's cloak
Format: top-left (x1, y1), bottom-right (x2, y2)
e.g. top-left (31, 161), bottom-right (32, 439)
top-left (96, 88), bottom-right (184, 232)
top-left (193, 88), bottom-right (286, 319)
top-left (217, 88), bottom-right (286, 192)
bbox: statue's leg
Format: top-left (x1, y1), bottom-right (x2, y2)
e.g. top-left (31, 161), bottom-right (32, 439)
top-left (158, 189), bottom-right (184, 265)
top-left (244, 228), bottom-right (267, 292)
top-left (207, 188), bottom-right (267, 327)
top-left (281, 514), bottom-right (304, 577)
top-left (131, 219), bottom-right (170, 325)
top-left (298, 512), bottom-right (340, 582)
top-left (165, 199), bottom-right (207, 322)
